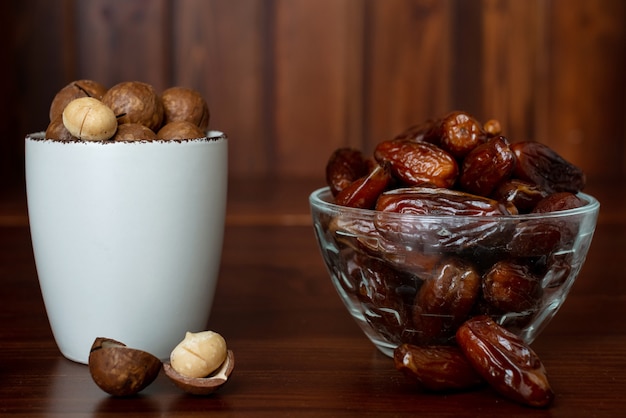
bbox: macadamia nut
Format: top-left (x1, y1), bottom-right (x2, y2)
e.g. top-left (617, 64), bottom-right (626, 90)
top-left (49, 79), bottom-right (108, 122)
top-left (62, 97), bottom-right (117, 141)
top-left (102, 81), bottom-right (164, 131)
top-left (170, 331), bottom-right (227, 379)
top-left (161, 86), bottom-right (210, 130)
top-left (157, 120), bottom-right (205, 140)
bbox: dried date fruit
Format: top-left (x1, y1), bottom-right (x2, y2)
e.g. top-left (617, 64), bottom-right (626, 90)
top-left (532, 191), bottom-right (587, 214)
top-left (482, 260), bottom-right (542, 314)
top-left (327, 213), bottom-right (378, 256)
top-left (412, 257), bottom-right (480, 345)
top-left (377, 241), bottom-right (442, 279)
top-left (483, 119), bottom-right (502, 137)
top-left (429, 111), bottom-right (488, 159)
top-left (540, 252), bottom-right (573, 289)
top-left (374, 187), bottom-right (517, 250)
top-left (511, 141), bottom-right (586, 194)
top-left (507, 219), bottom-right (562, 258)
top-left (491, 179), bottom-right (549, 214)
top-left (394, 344), bottom-right (484, 391)
top-left (531, 191), bottom-right (588, 248)
top-left (459, 136), bottom-right (516, 196)
top-left (356, 257), bottom-right (417, 311)
top-left (335, 163), bottom-right (392, 209)
top-left (393, 119), bottom-right (439, 142)
top-left (353, 257), bottom-right (419, 344)
top-left (375, 187), bottom-right (516, 217)
top-left (507, 191), bottom-right (589, 258)
top-left (374, 139), bottom-right (458, 188)
top-left (326, 148), bottom-right (369, 196)
top-left (456, 315), bottom-right (554, 408)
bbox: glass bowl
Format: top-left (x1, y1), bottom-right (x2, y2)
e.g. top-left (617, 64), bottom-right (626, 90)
top-left (310, 187), bottom-right (599, 357)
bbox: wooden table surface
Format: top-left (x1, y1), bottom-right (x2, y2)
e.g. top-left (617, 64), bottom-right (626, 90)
top-left (1, 177), bottom-right (625, 417)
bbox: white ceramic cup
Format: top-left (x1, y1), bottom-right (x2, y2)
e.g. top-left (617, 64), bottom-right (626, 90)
top-left (25, 132), bottom-right (228, 364)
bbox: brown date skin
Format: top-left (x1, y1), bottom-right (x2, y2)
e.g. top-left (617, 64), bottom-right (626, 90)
top-left (541, 252), bottom-right (574, 289)
top-left (426, 111), bottom-right (488, 159)
top-left (394, 344), bottom-right (484, 391)
top-left (532, 191), bottom-right (587, 214)
top-left (374, 139), bottom-right (458, 189)
top-left (507, 219), bottom-right (562, 258)
top-left (532, 191), bottom-right (588, 247)
top-left (491, 179), bottom-right (549, 214)
top-left (483, 119), bottom-right (502, 137)
top-left (328, 214), bottom-right (377, 255)
top-left (507, 190), bottom-right (588, 258)
top-left (326, 147), bottom-right (369, 196)
top-left (482, 260), bottom-right (542, 314)
top-left (459, 136), bottom-right (516, 197)
top-left (507, 191), bottom-right (588, 257)
top-left (456, 315), bottom-right (554, 408)
top-left (334, 163), bottom-right (392, 209)
top-left (393, 119), bottom-right (439, 142)
top-left (412, 257), bottom-right (481, 345)
top-left (511, 141), bottom-right (586, 194)
top-left (351, 256), bottom-right (417, 344)
top-left (354, 256), bottom-right (416, 318)
top-left (375, 187), bottom-right (518, 250)
top-left (375, 187), bottom-right (517, 217)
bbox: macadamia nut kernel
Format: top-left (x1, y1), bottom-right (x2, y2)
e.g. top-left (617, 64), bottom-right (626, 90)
top-left (170, 331), bottom-right (227, 379)
top-left (62, 97), bottom-right (117, 141)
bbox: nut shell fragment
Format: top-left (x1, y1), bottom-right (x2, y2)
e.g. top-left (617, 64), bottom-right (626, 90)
top-left (88, 337), bottom-right (162, 397)
top-left (164, 349), bottom-right (235, 395)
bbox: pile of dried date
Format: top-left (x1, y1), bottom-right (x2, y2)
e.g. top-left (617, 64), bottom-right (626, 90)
top-left (324, 111), bottom-right (590, 408)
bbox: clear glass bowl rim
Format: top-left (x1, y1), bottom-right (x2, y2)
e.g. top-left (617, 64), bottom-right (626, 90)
top-left (309, 186), bottom-right (600, 222)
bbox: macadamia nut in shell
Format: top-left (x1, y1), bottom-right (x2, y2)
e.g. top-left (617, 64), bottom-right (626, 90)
top-left (157, 121), bottom-right (205, 140)
top-left (112, 123), bottom-right (157, 142)
top-left (102, 81), bottom-right (164, 131)
top-left (49, 79), bottom-right (108, 122)
top-left (161, 86), bottom-right (210, 130)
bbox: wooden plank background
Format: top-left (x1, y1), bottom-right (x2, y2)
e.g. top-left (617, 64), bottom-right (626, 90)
top-left (2, 0), bottom-right (625, 194)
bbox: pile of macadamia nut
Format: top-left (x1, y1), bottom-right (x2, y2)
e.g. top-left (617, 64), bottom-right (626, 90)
top-left (46, 79), bottom-right (210, 142)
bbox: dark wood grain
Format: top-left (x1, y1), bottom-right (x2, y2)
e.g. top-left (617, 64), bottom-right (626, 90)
top-left (172, 0), bottom-right (275, 176)
top-left (76, 0), bottom-right (171, 89)
top-left (0, 178), bottom-right (625, 416)
top-left (365, 0), bottom-right (454, 151)
top-left (3, 0), bottom-right (626, 188)
top-left (545, 0), bottom-right (626, 180)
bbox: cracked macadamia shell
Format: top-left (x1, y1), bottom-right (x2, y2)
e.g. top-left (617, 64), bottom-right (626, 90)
top-left (88, 337), bottom-right (162, 397)
top-left (49, 79), bottom-right (108, 122)
top-left (164, 349), bottom-right (235, 396)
